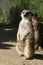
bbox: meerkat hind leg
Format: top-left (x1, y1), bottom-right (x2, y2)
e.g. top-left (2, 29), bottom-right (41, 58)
top-left (16, 42), bottom-right (25, 56)
top-left (24, 39), bottom-right (34, 59)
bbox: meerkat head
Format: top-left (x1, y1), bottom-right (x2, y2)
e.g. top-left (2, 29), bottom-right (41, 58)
top-left (31, 12), bottom-right (38, 21)
top-left (21, 10), bottom-right (31, 18)
top-left (21, 9), bottom-right (33, 21)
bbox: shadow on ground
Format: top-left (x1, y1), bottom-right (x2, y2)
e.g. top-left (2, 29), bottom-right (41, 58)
top-left (0, 26), bottom-right (17, 42)
top-left (0, 42), bottom-right (15, 49)
top-left (34, 54), bottom-right (43, 60)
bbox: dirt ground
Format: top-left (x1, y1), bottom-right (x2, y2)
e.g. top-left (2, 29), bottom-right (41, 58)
top-left (0, 27), bottom-right (43, 65)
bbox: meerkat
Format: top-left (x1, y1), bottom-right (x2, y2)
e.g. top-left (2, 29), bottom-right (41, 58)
top-left (31, 12), bottom-right (41, 50)
top-left (16, 9), bottom-right (35, 59)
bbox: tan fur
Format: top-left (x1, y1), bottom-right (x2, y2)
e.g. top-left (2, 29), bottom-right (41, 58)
top-left (32, 14), bottom-right (40, 49)
top-left (24, 35), bottom-right (34, 59)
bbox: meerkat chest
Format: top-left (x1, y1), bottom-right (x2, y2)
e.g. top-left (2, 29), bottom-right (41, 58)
top-left (20, 19), bottom-right (32, 30)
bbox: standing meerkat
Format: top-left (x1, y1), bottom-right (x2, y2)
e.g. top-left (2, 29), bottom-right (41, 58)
top-left (16, 9), bottom-right (35, 59)
top-left (31, 12), bottom-right (40, 49)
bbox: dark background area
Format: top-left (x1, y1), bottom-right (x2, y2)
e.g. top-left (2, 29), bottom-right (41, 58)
top-left (0, 0), bottom-right (43, 27)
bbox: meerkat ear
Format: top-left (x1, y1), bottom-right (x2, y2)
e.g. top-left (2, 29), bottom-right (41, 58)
top-left (31, 12), bottom-right (39, 21)
top-left (31, 12), bottom-right (33, 16)
top-left (31, 12), bottom-right (38, 17)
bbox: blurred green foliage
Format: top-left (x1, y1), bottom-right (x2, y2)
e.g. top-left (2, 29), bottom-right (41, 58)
top-left (0, 0), bottom-right (43, 25)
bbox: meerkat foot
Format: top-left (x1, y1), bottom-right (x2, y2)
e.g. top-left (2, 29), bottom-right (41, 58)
top-left (35, 45), bottom-right (42, 50)
top-left (25, 56), bottom-right (34, 60)
top-left (24, 53), bottom-right (34, 60)
top-left (38, 46), bottom-right (42, 50)
top-left (19, 54), bottom-right (24, 57)
top-left (16, 46), bottom-right (24, 57)
top-left (35, 45), bottom-right (39, 50)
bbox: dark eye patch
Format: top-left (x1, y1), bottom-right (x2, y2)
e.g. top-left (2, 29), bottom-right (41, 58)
top-left (23, 12), bottom-right (25, 14)
top-left (26, 12), bottom-right (31, 15)
top-left (24, 12), bottom-right (31, 17)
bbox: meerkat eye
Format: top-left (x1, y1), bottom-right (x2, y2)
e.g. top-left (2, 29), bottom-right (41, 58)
top-left (23, 12), bottom-right (25, 14)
